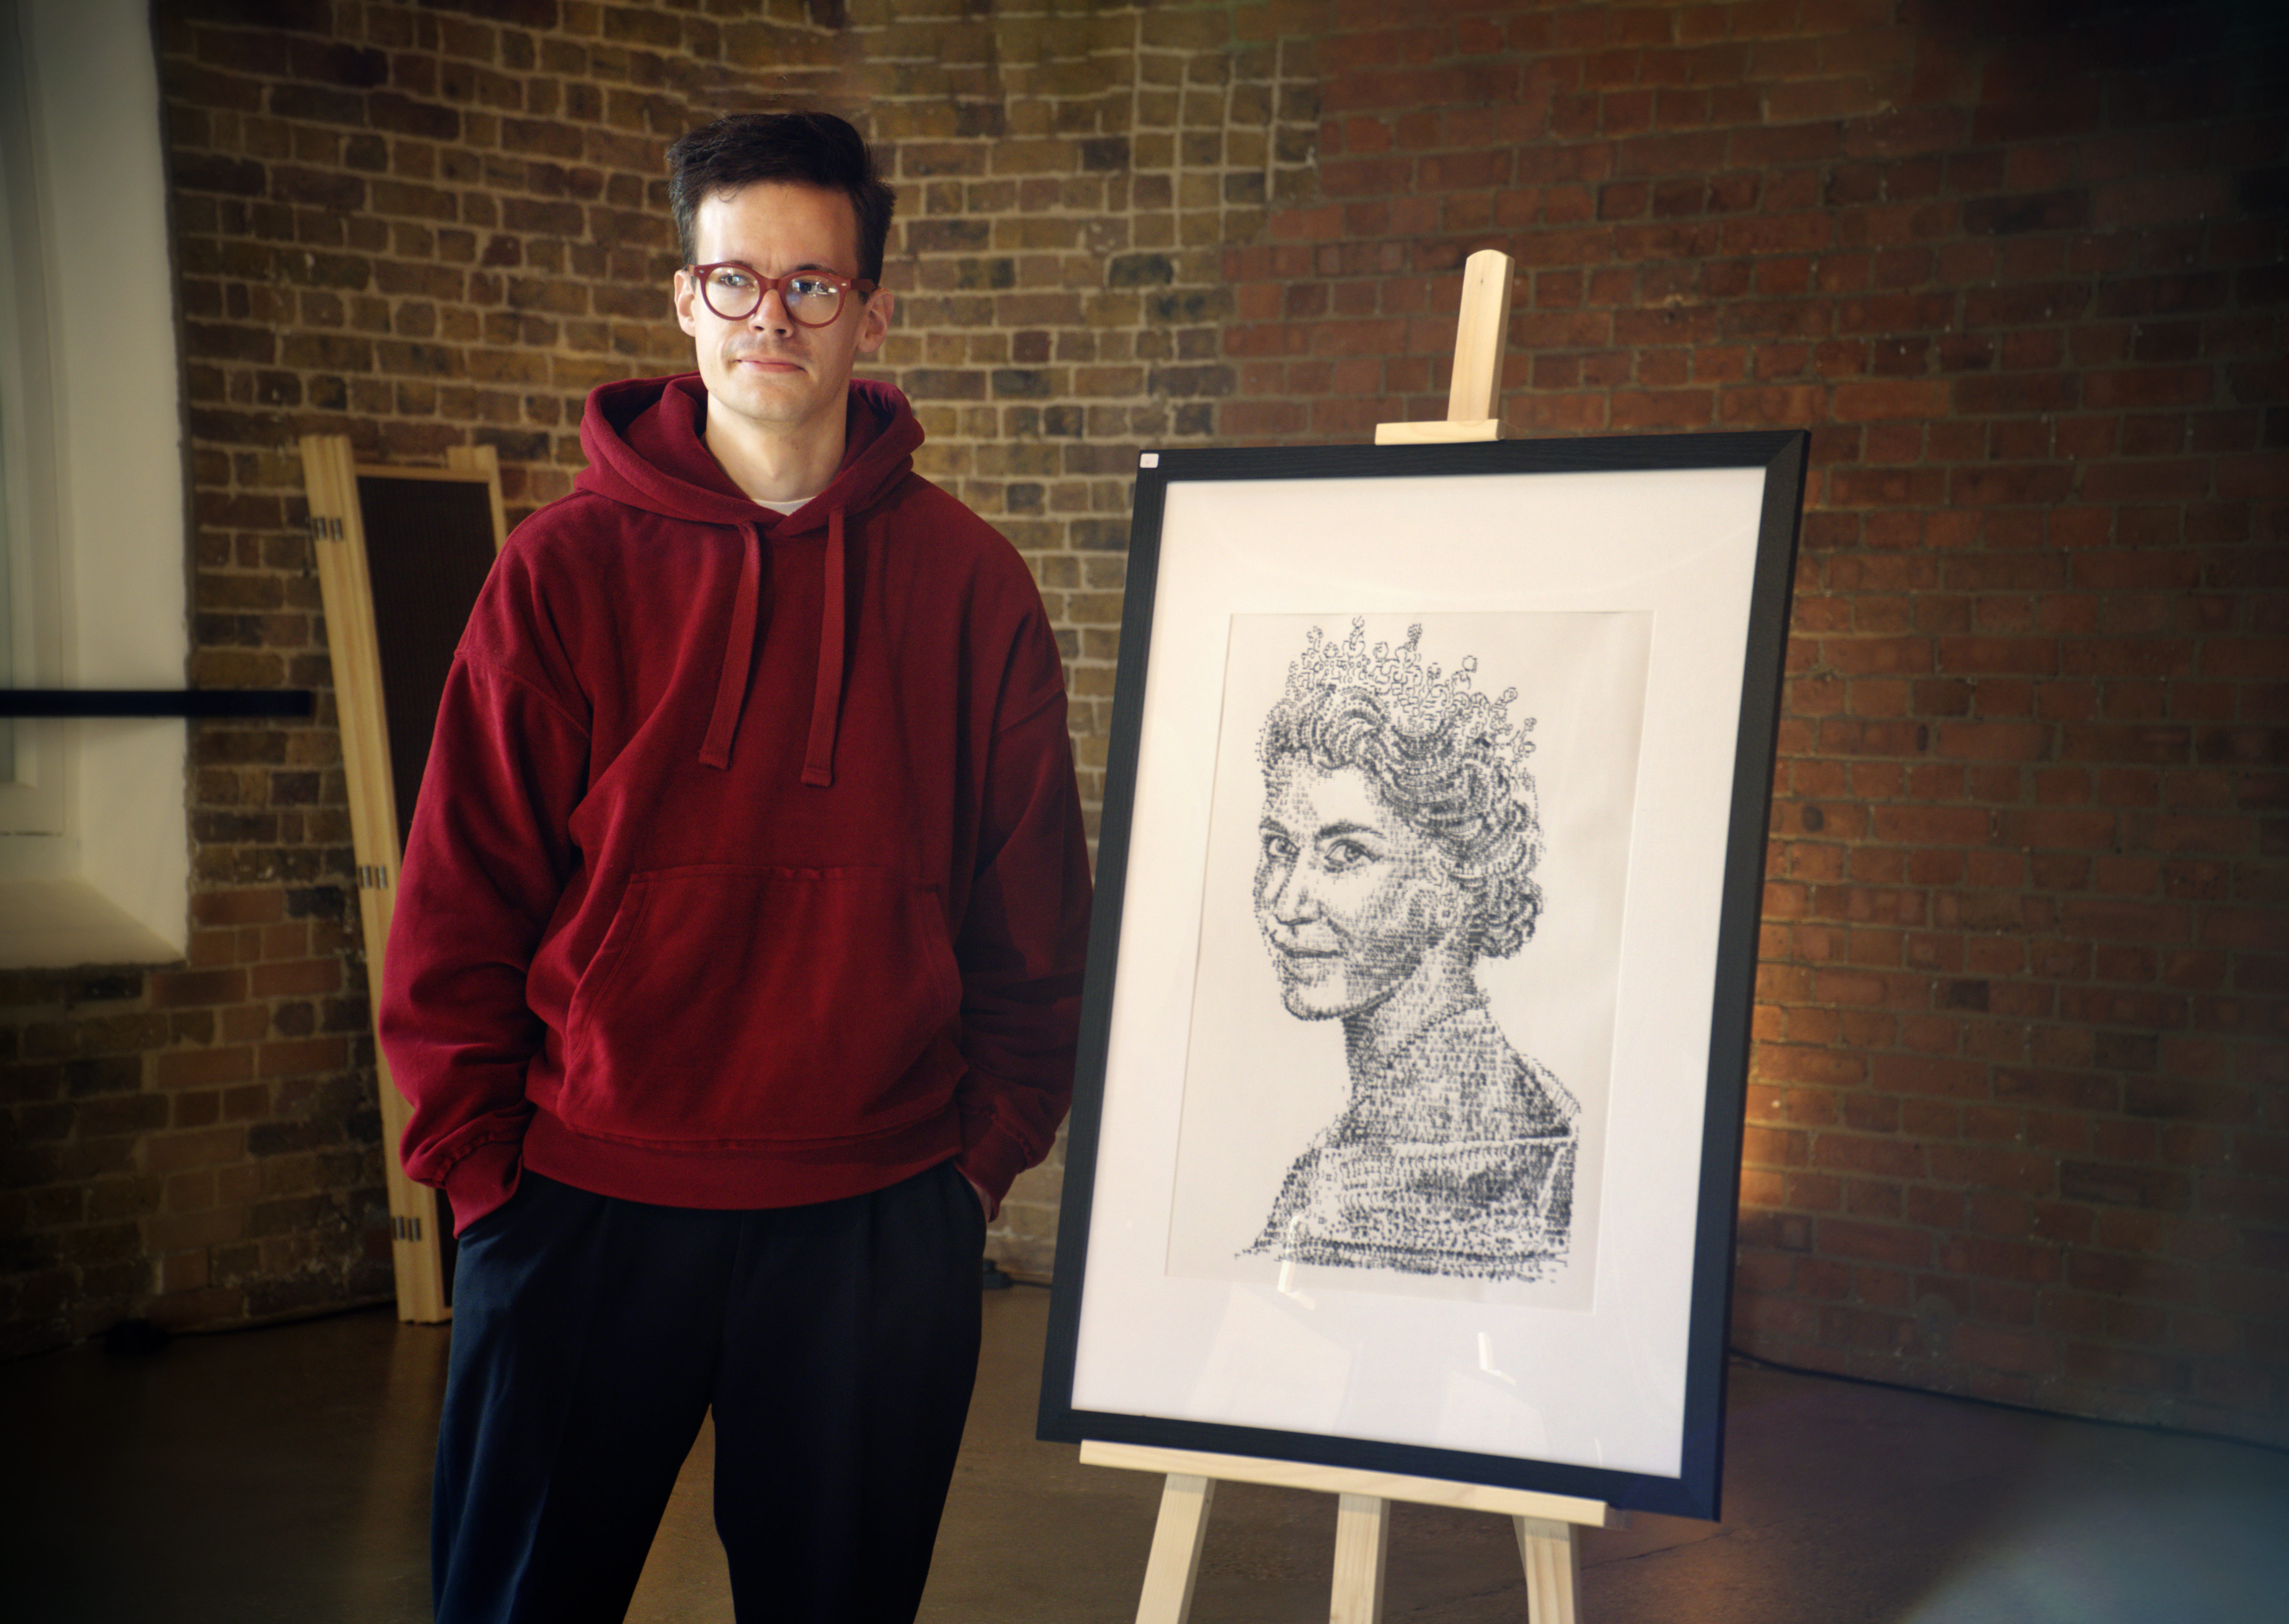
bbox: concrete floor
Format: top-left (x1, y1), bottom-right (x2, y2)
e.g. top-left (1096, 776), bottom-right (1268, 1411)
top-left (4, 1285), bottom-right (2285, 1623)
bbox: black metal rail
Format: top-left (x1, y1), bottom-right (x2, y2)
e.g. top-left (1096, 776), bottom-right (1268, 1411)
top-left (0, 690), bottom-right (315, 718)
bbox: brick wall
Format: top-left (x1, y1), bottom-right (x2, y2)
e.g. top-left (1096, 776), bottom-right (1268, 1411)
top-left (1, 0), bottom-right (2280, 1448)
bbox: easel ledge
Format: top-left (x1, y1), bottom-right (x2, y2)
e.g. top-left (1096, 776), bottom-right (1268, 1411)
top-left (1079, 1439), bottom-right (1621, 1527)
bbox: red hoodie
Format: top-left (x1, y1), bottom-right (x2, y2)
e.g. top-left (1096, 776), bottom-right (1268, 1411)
top-left (378, 375), bottom-right (1092, 1232)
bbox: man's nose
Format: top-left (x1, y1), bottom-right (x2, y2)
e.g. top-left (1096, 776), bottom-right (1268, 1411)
top-left (750, 285), bottom-right (794, 331)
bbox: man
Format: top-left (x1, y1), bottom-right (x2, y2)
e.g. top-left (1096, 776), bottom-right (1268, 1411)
top-left (379, 111), bottom-right (1092, 1624)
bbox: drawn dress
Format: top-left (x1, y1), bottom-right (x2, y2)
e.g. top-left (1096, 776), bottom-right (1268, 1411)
top-left (1248, 1001), bottom-right (1578, 1280)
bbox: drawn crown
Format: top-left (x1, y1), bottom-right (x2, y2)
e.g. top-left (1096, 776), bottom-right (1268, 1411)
top-left (1292, 617), bottom-right (1533, 764)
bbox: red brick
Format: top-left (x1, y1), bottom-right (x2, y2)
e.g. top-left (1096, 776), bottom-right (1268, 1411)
top-left (1821, 1218), bottom-right (1933, 1269)
top-left (1949, 1322), bottom-right (2058, 1376)
top-left (255, 1037), bottom-right (350, 1077)
top-left (147, 969), bottom-right (250, 1008)
top-left (1813, 1133), bottom-right (1926, 1178)
top-left (156, 1047), bottom-right (254, 1090)
top-left (1940, 1234), bottom-right (2062, 1285)
top-left (250, 959), bottom-right (341, 998)
top-left (143, 1126), bottom-right (246, 1174)
top-left (189, 887), bottom-right (286, 927)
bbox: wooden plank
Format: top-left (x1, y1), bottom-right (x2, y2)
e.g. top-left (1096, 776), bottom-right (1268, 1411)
top-left (1514, 1515), bottom-right (1583, 1624)
top-left (349, 461), bottom-right (492, 482)
top-left (1445, 248), bottom-right (1516, 424)
top-left (1330, 1492), bottom-right (1390, 1624)
top-left (1372, 418), bottom-right (1503, 445)
top-left (1079, 1440), bottom-right (1622, 1528)
top-left (1135, 1472), bottom-right (1216, 1624)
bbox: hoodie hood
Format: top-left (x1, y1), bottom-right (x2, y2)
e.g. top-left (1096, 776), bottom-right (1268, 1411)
top-left (570, 374), bottom-right (924, 780)
top-left (573, 372), bottom-right (921, 527)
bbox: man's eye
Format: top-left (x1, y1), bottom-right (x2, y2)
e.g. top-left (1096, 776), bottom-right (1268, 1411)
top-left (1261, 833), bottom-right (1295, 862)
top-left (787, 275), bottom-right (834, 298)
top-left (711, 270), bottom-right (755, 290)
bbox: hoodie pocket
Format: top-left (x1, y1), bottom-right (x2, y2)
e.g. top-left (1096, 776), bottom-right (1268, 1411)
top-left (560, 865), bottom-right (963, 1145)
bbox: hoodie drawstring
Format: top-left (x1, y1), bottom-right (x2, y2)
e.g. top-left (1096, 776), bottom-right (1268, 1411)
top-left (697, 509), bottom-right (848, 782)
top-left (699, 523), bottom-right (762, 770)
top-left (800, 507), bottom-right (847, 787)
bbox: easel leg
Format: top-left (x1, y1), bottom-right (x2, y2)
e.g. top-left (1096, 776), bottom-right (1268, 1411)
top-left (1331, 1492), bottom-right (1391, 1624)
top-left (1136, 1472), bottom-right (1216, 1624)
top-left (1513, 1515), bottom-right (1582, 1624)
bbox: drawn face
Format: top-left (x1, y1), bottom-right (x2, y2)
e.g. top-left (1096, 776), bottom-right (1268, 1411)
top-left (1254, 760), bottom-right (1460, 1022)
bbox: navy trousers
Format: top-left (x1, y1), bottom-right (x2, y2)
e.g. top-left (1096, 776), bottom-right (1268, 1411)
top-left (431, 1161), bottom-right (986, 1624)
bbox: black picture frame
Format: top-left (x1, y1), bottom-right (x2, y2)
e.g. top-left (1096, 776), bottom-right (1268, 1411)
top-left (1038, 431), bottom-right (1808, 1521)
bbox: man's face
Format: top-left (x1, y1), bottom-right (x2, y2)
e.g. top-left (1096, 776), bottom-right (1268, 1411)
top-left (673, 181), bottom-right (892, 450)
top-left (1253, 760), bottom-right (1456, 1022)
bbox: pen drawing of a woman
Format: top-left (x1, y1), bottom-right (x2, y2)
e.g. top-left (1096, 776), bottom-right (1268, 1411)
top-left (1245, 619), bottom-right (1578, 1281)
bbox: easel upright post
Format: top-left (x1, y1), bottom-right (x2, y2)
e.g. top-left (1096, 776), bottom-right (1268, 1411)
top-left (1374, 247), bottom-right (1516, 445)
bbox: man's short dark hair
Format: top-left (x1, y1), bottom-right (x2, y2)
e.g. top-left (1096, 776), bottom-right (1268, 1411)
top-left (666, 112), bottom-right (896, 284)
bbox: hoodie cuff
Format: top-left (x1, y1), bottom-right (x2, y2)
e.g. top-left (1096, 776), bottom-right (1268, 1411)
top-left (954, 1117), bottom-right (1036, 1222)
top-left (435, 1136), bottom-right (523, 1235)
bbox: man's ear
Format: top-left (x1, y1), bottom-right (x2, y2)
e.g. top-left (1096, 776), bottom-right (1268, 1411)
top-left (673, 269), bottom-right (700, 338)
top-left (855, 287), bottom-right (894, 357)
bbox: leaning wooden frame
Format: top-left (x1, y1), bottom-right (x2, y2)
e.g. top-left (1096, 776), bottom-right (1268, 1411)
top-left (1039, 430), bottom-right (1808, 1522)
top-left (302, 436), bottom-right (508, 1324)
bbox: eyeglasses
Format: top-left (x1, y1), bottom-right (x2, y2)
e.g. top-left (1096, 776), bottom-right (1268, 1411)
top-left (686, 263), bottom-right (877, 328)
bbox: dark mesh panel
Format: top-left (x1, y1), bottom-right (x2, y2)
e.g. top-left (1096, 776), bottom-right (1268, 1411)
top-left (355, 475), bottom-right (499, 854)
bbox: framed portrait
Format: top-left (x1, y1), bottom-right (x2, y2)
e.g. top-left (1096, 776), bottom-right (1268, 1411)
top-left (1037, 431), bottom-right (1808, 1521)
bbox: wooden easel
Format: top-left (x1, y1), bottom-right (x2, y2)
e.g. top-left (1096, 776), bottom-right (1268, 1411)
top-left (1080, 1439), bottom-right (1621, 1624)
top-left (1081, 249), bottom-right (1618, 1622)
top-left (301, 436), bottom-right (508, 1324)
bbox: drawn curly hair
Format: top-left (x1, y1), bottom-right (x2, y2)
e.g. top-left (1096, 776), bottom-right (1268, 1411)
top-left (1259, 619), bottom-right (1544, 957)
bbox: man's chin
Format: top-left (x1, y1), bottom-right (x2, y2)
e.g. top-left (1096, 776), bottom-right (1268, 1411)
top-left (726, 370), bottom-right (812, 404)
top-left (709, 376), bottom-right (826, 429)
